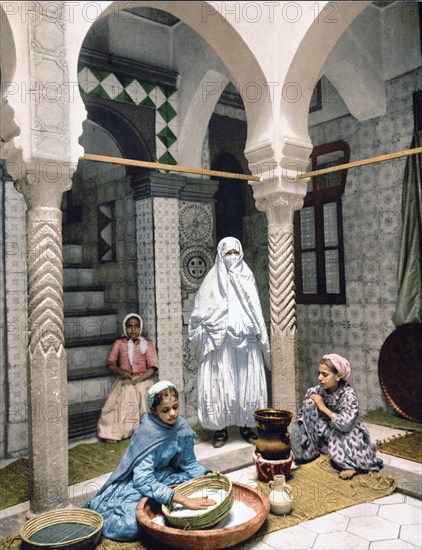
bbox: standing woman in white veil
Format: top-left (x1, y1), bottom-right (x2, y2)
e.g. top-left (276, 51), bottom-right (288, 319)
top-left (188, 237), bottom-right (270, 448)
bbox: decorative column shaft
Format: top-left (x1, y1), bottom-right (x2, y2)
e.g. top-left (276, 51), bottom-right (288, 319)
top-left (26, 205), bottom-right (68, 512)
top-left (248, 142), bottom-right (311, 413)
top-left (255, 194), bottom-right (303, 411)
top-left (268, 221), bottom-right (298, 411)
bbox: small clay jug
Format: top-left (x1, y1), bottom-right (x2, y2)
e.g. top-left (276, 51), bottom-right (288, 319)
top-left (253, 408), bottom-right (293, 460)
top-left (268, 474), bottom-right (294, 515)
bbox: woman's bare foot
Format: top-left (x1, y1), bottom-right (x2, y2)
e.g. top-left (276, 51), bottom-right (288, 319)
top-left (339, 469), bottom-right (357, 479)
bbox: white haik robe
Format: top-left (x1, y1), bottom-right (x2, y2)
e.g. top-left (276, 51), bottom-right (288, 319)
top-left (188, 237), bottom-right (270, 430)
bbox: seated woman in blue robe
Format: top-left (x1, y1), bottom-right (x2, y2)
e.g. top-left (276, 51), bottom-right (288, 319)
top-left (87, 380), bottom-right (216, 541)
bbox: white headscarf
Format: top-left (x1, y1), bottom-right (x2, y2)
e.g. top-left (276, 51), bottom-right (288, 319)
top-left (147, 380), bottom-right (176, 409)
top-left (188, 237), bottom-right (270, 362)
top-left (123, 313), bottom-right (148, 366)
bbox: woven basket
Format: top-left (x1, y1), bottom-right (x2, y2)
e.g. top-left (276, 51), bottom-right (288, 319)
top-left (162, 474), bottom-right (234, 530)
top-left (19, 508), bottom-right (103, 550)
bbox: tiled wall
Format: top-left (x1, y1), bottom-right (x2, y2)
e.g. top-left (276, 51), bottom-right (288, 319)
top-left (179, 200), bottom-right (216, 419)
top-left (297, 67), bottom-right (421, 413)
top-left (1, 171), bottom-right (29, 455)
top-left (78, 63), bottom-right (178, 165)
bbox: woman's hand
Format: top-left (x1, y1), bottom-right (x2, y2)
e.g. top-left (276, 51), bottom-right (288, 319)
top-left (173, 494), bottom-right (216, 510)
top-left (310, 394), bottom-right (325, 410)
top-left (184, 496), bottom-right (217, 510)
top-left (311, 394), bottom-right (333, 419)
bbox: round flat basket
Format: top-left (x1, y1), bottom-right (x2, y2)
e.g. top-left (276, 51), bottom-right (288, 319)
top-left (19, 508), bottom-right (103, 550)
top-left (161, 474), bottom-right (233, 530)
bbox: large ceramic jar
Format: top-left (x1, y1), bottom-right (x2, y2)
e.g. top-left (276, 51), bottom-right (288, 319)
top-left (253, 408), bottom-right (293, 460)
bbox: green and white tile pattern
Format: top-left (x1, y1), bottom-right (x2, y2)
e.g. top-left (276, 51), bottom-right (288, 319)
top-left (78, 63), bottom-right (178, 165)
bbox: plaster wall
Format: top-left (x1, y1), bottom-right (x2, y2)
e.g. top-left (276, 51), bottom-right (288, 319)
top-left (381, 1), bottom-right (421, 81)
top-left (323, 5), bottom-right (386, 120)
top-left (108, 10), bottom-right (174, 69)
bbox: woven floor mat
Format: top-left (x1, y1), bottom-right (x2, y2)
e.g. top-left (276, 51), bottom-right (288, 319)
top-left (377, 432), bottom-right (422, 463)
top-left (254, 454), bottom-right (396, 536)
top-left (0, 440), bottom-right (130, 510)
top-left (0, 455), bottom-right (397, 549)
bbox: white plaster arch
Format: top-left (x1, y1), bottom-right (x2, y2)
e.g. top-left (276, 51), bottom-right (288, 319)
top-left (0, 1), bottom-right (111, 169)
top-left (177, 70), bottom-right (230, 167)
top-left (0, 3), bottom-right (22, 168)
top-left (96, 1), bottom-right (273, 165)
top-left (77, 120), bottom-right (125, 183)
top-left (279, 1), bottom-right (371, 158)
top-left (324, 60), bottom-right (386, 121)
top-left (0, 5), bottom-right (16, 90)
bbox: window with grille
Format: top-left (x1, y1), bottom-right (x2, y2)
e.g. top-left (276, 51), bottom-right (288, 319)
top-left (294, 141), bottom-right (350, 304)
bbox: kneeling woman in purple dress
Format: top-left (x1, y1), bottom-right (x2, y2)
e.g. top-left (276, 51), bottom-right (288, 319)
top-left (291, 353), bottom-right (383, 479)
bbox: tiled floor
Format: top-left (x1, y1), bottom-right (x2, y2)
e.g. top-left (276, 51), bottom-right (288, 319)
top-left (226, 466), bottom-right (421, 549)
top-left (1, 423), bottom-right (421, 549)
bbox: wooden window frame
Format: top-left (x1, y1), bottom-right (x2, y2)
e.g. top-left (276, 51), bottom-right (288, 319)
top-left (294, 141), bottom-right (350, 304)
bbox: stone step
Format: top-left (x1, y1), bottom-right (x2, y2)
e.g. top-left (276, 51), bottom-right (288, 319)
top-left (68, 376), bottom-right (112, 407)
top-left (65, 333), bottom-right (117, 347)
top-left (68, 366), bottom-right (114, 381)
top-left (63, 266), bottom-right (95, 286)
top-left (64, 310), bottom-right (117, 339)
top-left (63, 243), bottom-right (83, 265)
top-left (68, 398), bottom-right (105, 439)
top-left (64, 287), bottom-right (105, 311)
top-left (66, 340), bottom-right (113, 371)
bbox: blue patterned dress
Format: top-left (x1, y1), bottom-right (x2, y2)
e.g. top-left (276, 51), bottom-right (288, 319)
top-left (87, 416), bottom-right (210, 541)
top-left (293, 383), bottom-right (383, 472)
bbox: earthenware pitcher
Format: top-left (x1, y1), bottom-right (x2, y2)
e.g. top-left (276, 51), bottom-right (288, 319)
top-left (253, 408), bottom-right (293, 460)
top-left (268, 474), bottom-right (293, 515)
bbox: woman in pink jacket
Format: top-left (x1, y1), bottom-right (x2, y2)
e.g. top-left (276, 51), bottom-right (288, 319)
top-left (98, 313), bottom-right (158, 442)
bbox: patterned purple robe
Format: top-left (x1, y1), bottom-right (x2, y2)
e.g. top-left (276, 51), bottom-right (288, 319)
top-left (294, 383), bottom-right (383, 472)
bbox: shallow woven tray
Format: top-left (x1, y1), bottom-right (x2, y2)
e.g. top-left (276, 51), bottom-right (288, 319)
top-left (162, 474), bottom-right (233, 529)
top-left (20, 507), bottom-right (103, 550)
top-left (138, 481), bottom-right (269, 550)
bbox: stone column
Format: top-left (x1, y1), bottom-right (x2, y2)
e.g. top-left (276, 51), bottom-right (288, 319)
top-left (1, 1), bottom-right (89, 512)
top-left (15, 165), bottom-right (73, 513)
top-left (248, 146), bottom-right (310, 413)
top-left (255, 192), bottom-right (304, 411)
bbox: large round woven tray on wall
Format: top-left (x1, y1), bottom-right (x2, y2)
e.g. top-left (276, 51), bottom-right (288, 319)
top-left (378, 323), bottom-right (422, 423)
top-left (137, 481), bottom-right (270, 550)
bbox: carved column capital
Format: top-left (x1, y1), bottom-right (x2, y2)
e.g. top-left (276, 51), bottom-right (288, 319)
top-left (12, 159), bottom-right (75, 209)
top-left (255, 192), bottom-right (304, 231)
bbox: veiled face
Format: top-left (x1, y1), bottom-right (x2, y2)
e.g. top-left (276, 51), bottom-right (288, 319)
top-left (223, 249), bottom-right (239, 270)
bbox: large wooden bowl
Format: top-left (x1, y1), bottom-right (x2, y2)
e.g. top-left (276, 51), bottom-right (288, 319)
top-left (136, 481), bottom-right (270, 550)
